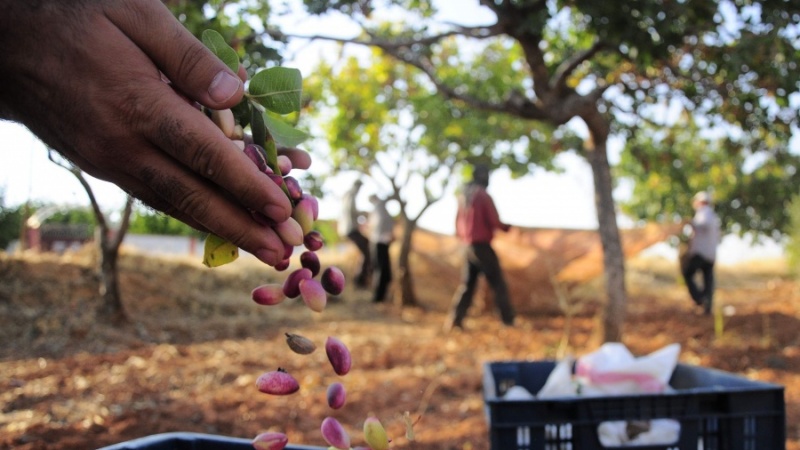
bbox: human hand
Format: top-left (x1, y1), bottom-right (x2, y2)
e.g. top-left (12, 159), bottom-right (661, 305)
top-left (0, 0), bottom-right (307, 265)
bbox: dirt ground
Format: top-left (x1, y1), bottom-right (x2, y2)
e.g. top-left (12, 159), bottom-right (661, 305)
top-left (0, 227), bottom-right (798, 450)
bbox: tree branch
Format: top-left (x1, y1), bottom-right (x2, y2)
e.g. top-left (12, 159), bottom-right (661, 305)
top-left (553, 40), bottom-right (608, 94)
top-left (266, 23), bottom-right (503, 52)
top-left (267, 26), bottom-right (548, 120)
top-left (380, 44), bottom-right (548, 120)
top-left (47, 149), bottom-right (108, 231)
top-left (109, 196), bottom-right (134, 251)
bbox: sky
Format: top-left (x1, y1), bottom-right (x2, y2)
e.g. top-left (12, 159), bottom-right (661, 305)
top-left (0, 0), bottom-right (789, 263)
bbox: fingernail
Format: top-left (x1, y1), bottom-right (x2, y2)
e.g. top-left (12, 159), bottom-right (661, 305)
top-left (208, 70), bottom-right (241, 103)
top-left (254, 248), bottom-right (279, 266)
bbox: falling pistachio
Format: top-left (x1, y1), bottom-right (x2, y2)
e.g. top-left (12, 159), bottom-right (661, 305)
top-left (325, 336), bottom-right (352, 376)
top-left (300, 278), bottom-right (327, 313)
top-left (256, 368), bottom-right (299, 395)
top-left (252, 431), bottom-right (288, 450)
top-left (363, 416), bottom-right (389, 450)
top-left (326, 382), bottom-right (346, 409)
top-left (285, 333), bottom-right (316, 355)
top-left (320, 416), bottom-right (350, 450)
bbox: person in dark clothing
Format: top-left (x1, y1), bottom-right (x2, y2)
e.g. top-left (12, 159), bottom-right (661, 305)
top-left (368, 194), bottom-right (394, 303)
top-left (338, 179), bottom-right (371, 288)
top-left (444, 164), bottom-right (515, 331)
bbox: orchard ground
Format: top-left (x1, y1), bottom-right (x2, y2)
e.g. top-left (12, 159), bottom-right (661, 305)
top-left (0, 226), bottom-right (798, 450)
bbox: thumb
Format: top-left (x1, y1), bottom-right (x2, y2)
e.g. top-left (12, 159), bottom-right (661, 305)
top-left (107, 0), bottom-right (244, 109)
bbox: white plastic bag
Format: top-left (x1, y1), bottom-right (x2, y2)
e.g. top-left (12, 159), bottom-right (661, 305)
top-left (571, 343), bottom-right (682, 447)
top-left (575, 343), bottom-right (680, 396)
top-left (502, 385), bottom-right (535, 400)
top-left (537, 356), bottom-right (578, 398)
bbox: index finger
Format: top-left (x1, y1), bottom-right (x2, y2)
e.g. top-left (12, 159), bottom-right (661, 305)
top-left (277, 146), bottom-right (312, 171)
top-left (148, 89), bottom-right (294, 223)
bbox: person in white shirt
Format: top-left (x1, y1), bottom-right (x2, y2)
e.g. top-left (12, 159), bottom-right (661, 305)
top-left (682, 191), bottom-right (721, 314)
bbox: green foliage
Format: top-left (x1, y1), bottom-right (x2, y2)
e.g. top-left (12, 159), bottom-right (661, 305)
top-left (47, 208), bottom-right (96, 226)
top-left (0, 193), bottom-right (24, 250)
top-left (567, 0), bottom-right (719, 63)
top-left (304, 49), bottom-right (561, 179)
top-left (166, 0), bottom-right (283, 78)
top-left (262, 111), bottom-right (309, 147)
top-left (788, 195), bottom-right (800, 276)
top-left (127, 207), bottom-right (203, 236)
top-left (188, 0), bottom-right (799, 243)
top-left (312, 219), bottom-right (341, 247)
top-left (248, 67), bottom-right (303, 114)
top-left (302, 0), bottom-right (435, 17)
top-left (201, 29), bottom-right (240, 72)
top-left (617, 115), bottom-right (800, 238)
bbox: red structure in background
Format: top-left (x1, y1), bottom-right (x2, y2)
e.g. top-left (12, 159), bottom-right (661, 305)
top-left (25, 223), bottom-right (94, 253)
top-left (20, 205), bottom-right (95, 254)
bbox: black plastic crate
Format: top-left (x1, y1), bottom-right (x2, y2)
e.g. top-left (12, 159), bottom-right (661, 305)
top-left (96, 432), bottom-right (325, 450)
top-left (483, 360), bottom-right (785, 450)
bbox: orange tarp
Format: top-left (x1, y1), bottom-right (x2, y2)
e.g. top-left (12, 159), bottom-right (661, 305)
top-left (410, 223), bottom-right (681, 312)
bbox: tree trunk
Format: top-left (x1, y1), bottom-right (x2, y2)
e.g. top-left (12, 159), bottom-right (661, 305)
top-left (584, 114), bottom-right (626, 342)
top-left (395, 217), bottom-right (419, 307)
top-left (99, 232), bottom-right (127, 325)
top-left (93, 197), bottom-right (134, 326)
top-left (49, 150), bottom-right (133, 326)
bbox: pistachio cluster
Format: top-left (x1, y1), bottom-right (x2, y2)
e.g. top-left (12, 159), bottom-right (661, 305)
top-left (205, 105), bottom-right (345, 313)
top-left (212, 108), bottom-right (388, 447)
top-left (201, 30), bottom-right (390, 450)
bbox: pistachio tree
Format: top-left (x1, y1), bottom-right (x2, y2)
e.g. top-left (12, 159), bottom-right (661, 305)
top-left (277, 0), bottom-right (799, 341)
top-left (48, 150), bottom-right (134, 324)
top-left (303, 50), bottom-right (560, 306)
top-left (617, 114), bottom-right (800, 241)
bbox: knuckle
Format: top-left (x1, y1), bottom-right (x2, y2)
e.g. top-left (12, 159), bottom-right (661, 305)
top-left (114, 85), bottom-right (157, 135)
top-left (173, 188), bottom-right (212, 223)
top-left (154, 107), bottom-right (186, 149)
top-left (151, 108), bottom-right (226, 178)
top-left (186, 137), bottom-right (222, 179)
top-left (229, 177), bottom-right (265, 208)
top-left (137, 165), bottom-right (210, 225)
top-left (224, 228), bottom-right (251, 250)
top-left (174, 43), bottom-right (209, 85)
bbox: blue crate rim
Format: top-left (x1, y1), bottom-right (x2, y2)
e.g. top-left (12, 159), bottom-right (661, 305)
top-left (96, 431), bottom-right (326, 450)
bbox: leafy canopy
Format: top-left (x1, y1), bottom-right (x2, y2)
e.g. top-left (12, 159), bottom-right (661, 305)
top-left (298, 0), bottom-right (800, 239)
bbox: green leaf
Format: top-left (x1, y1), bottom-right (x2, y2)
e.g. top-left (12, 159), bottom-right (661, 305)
top-left (252, 105), bottom-right (291, 197)
top-left (263, 128), bottom-right (280, 175)
top-left (261, 123), bottom-right (292, 197)
top-left (231, 97), bottom-right (251, 129)
top-left (263, 111), bottom-right (309, 148)
top-left (248, 67), bottom-right (303, 114)
top-left (201, 29), bottom-right (239, 73)
top-left (202, 234), bottom-right (239, 268)
top-left (251, 104), bottom-right (267, 150)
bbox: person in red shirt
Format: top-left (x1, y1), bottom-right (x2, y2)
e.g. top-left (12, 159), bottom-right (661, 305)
top-left (444, 164), bottom-right (515, 331)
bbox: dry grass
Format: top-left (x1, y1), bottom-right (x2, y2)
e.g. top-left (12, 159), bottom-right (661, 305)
top-left (0, 229), bottom-right (798, 450)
